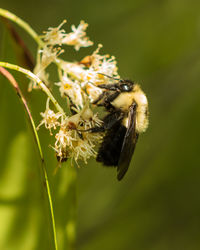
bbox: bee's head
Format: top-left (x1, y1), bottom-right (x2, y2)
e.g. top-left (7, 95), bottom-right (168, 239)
top-left (118, 80), bottom-right (134, 92)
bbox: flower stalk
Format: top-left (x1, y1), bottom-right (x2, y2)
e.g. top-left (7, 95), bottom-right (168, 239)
top-left (0, 66), bottom-right (58, 250)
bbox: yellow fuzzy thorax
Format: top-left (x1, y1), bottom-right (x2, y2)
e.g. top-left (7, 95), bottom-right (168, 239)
top-left (111, 84), bottom-right (149, 133)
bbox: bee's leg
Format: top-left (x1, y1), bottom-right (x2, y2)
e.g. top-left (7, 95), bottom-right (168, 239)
top-left (104, 91), bottom-right (120, 103)
top-left (93, 91), bottom-right (120, 107)
top-left (87, 126), bottom-right (106, 133)
top-left (97, 83), bottom-right (119, 90)
top-left (92, 91), bottom-right (107, 105)
top-left (77, 125), bottom-right (105, 133)
top-left (65, 95), bottom-right (77, 115)
top-left (79, 111), bottom-right (123, 133)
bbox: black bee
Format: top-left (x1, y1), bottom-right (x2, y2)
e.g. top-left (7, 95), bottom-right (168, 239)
top-left (88, 74), bottom-right (149, 180)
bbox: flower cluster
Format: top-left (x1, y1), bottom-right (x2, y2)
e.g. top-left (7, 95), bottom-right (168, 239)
top-left (54, 106), bottom-right (103, 164)
top-left (33, 19), bottom-right (120, 165)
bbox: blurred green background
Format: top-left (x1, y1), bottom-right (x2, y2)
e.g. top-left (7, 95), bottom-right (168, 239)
top-left (1, 0), bottom-right (200, 249)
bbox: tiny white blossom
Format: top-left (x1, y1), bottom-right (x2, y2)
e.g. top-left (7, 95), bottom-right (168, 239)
top-left (37, 98), bottom-right (62, 134)
top-left (88, 46), bottom-right (119, 80)
top-left (71, 139), bottom-right (97, 164)
top-left (96, 56), bottom-right (119, 77)
top-left (59, 60), bottom-right (86, 81)
top-left (40, 46), bottom-right (64, 69)
top-left (29, 46), bottom-right (63, 91)
top-left (83, 111), bottom-right (102, 129)
top-left (58, 60), bottom-right (102, 86)
top-left (62, 20), bottom-right (93, 50)
top-left (53, 124), bottom-right (72, 162)
top-left (53, 106), bottom-right (103, 164)
top-left (42, 20), bottom-right (67, 45)
top-left (84, 82), bottom-right (103, 103)
top-left (56, 74), bottom-right (84, 108)
top-left (58, 44), bottom-right (119, 90)
top-left (55, 123), bottom-right (75, 149)
top-left (76, 106), bottom-right (103, 148)
top-left (73, 104), bottom-right (103, 129)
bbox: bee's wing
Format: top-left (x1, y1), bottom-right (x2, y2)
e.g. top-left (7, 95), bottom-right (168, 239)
top-left (117, 103), bottom-right (138, 181)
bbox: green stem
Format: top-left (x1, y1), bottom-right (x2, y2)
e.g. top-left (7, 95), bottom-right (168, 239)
top-left (56, 161), bottom-right (77, 250)
top-left (0, 66), bottom-right (58, 250)
top-left (66, 165), bottom-right (77, 250)
top-left (44, 171), bottom-right (58, 250)
top-left (0, 62), bottom-right (66, 115)
top-left (0, 8), bottom-right (44, 47)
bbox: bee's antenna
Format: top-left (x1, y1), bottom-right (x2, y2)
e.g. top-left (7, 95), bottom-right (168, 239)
top-left (97, 73), bottom-right (121, 81)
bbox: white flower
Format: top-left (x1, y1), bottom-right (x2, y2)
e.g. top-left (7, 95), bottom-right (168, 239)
top-left (39, 46), bottom-right (63, 69)
top-left (42, 20), bottom-right (67, 46)
top-left (62, 20), bottom-right (93, 50)
top-left (96, 56), bottom-right (118, 77)
top-left (29, 46), bottom-right (63, 91)
top-left (88, 45), bottom-right (119, 80)
top-left (37, 98), bottom-right (62, 134)
top-left (71, 139), bottom-right (97, 164)
top-left (53, 106), bottom-right (103, 164)
top-left (59, 60), bottom-right (86, 81)
top-left (41, 19), bottom-right (93, 51)
top-left (54, 124), bottom-right (72, 162)
top-left (58, 44), bottom-right (119, 93)
top-left (85, 82), bottom-right (103, 103)
top-left (56, 74), bottom-right (84, 108)
top-left (77, 106), bottom-right (104, 148)
top-left (55, 123), bottom-right (76, 149)
top-left (58, 60), bottom-right (103, 87)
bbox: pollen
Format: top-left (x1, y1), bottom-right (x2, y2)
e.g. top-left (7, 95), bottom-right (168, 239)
top-left (97, 73), bottom-right (104, 79)
top-left (86, 75), bottom-right (92, 80)
top-left (64, 83), bottom-right (72, 90)
top-left (79, 55), bottom-right (93, 67)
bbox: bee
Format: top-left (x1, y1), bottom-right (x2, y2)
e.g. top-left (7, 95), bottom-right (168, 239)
top-left (87, 74), bottom-right (149, 180)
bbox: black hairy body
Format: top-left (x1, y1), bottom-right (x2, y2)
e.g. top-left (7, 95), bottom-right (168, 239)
top-left (96, 114), bottom-right (126, 166)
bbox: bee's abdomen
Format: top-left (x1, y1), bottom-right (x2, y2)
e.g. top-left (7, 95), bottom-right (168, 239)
top-left (96, 121), bottom-right (126, 166)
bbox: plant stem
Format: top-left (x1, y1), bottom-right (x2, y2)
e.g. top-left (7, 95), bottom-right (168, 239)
top-left (0, 66), bottom-right (58, 250)
top-left (0, 8), bottom-right (44, 47)
top-left (65, 164), bottom-right (77, 250)
top-left (0, 62), bottom-right (66, 115)
top-left (55, 161), bottom-right (77, 250)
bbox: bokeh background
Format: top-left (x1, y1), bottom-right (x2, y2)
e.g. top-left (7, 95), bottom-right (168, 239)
top-left (0, 0), bottom-right (200, 249)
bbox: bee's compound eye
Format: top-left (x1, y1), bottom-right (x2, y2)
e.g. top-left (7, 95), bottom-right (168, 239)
top-left (121, 84), bottom-right (130, 92)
